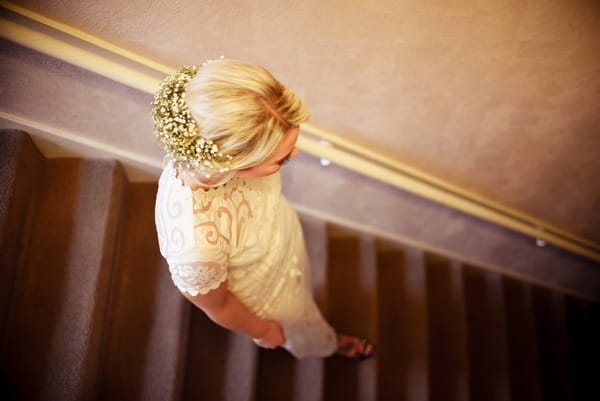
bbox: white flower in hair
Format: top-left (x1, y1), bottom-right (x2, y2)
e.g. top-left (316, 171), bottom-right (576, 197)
top-left (151, 58), bottom-right (233, 174)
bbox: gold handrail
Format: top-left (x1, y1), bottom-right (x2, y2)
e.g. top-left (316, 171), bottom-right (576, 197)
top-left (2, 0), bottom-right (599, 262)
top-left (0, 0), bottom-right (173, 74)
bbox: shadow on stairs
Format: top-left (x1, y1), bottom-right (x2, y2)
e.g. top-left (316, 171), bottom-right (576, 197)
top-left (1, 130), bottom-right (598, 401)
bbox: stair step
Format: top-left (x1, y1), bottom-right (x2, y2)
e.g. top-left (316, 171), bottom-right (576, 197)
top-left (292, 357), bottom-right (325, 401)
top-left (1, 158), bottom-right (126, 401)
top-left (566, 297), bottom-right (600, 400)
top-left (300, 215), bottom-right (328, 312)
top-left (290, 216), bottom-right (327, 401)
top-left (293, 216), bottom-right (329, 401)
top-left (0, 130), bottom-right (44, 340)
top-left (425, 253), bottom-right (468, 401)
top-left (502, 276), bottom-right (542, 401)
top-left (325, 232), bottom-right (378, 401)
top-left (293, 217), bottom-right (329, 401)
top-left (565, 297), bottom-right (600, 401)
top-left (532, 285), bottom-right (575, 401)
top-left (3, 131), bottom-right (592, 401)
top-left (256, 348), bottom-right (296, 401)
top-left (182, 308), bottom-right (258, 401)
top-left (225, 331), bottom-right (259, 401)
top-left (254, 216), bottom-right (329, 401)
top-left (256, 216), bottom-right (327, 401)
top-left (98, 183), bottom-right (189, 400)
top-left (377, 246), bottom-right (428, 401)
top-left (462, 264), bottom-right (510, 401)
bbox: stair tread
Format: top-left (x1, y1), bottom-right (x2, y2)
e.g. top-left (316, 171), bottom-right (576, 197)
top-left (254, 216), bottom-right (329, 401)
top-left (293, 357), bottom-right (325, 401)
top-left (463, 264), bottom-right (511, 401)
top-left (182, 308), bottom-right (258, 401)
top-left (1, 158), bottom-right (126, 401)
top-left (502, 276), bottom-right (542, 401)
top-left (325, 232), bottom-right (378, 401)
top-left (3, 131), bottom-right (593, 401)
top-left (256, 348), bottom-right (296, 401)
top-left (532, 286), bottom-right (575, 401)
top-left (377, 247), bottom-right (428, 401)
top-left (425, 253), bottom-right (469, 401)
top-left (296, 216), bottom-right (327, 401)
top-left (98, 183), bottom-right (189, 401)
top-left (565, 297), bottom-right (600, 401)
top-left (0, 130), bottom-right (44, 340)
top-left (300, 215), bottom-right (328, 312)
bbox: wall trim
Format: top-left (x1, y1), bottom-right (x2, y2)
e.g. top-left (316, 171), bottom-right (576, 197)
top-left (0, 111), bottom-right (163, 170)
top-left (1, 0), bottom-right (599, 263)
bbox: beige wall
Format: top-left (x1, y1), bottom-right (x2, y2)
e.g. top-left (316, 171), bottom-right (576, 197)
top-left (3, 0), bottom-right (599, 245)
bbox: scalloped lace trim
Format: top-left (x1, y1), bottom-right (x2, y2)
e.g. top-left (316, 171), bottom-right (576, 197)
top-left (168, 262), bottom-right (227, 296)
top-left (166, 160), bottom-right (244, 201)
top-left (165, 159), bottom-right (274, 203)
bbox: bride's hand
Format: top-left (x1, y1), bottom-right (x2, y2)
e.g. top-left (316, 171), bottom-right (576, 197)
top-left (253, 320), bottom-right (286, 349)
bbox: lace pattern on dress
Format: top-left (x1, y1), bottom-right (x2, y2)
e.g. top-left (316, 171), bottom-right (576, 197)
top-left (168, 262), bottom-right (227, 296)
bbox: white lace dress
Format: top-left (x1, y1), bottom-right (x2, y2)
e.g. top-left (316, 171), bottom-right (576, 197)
top-left (154, 159), bottom-right (338, 358)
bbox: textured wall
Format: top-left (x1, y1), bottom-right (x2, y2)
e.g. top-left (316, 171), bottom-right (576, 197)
top-left (0, 39), bottom-right (158, 158)
top-left (2, 0), bottom-right (600, 246)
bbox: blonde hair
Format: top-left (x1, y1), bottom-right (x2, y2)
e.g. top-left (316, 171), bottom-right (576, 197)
top-left (184, 59), bottom-right (310, 171)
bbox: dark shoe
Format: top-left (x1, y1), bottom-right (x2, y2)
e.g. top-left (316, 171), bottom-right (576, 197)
top-left (337, 335), bottom-right (377, 361)
top-left (355, 338), bottom-right (376, 361)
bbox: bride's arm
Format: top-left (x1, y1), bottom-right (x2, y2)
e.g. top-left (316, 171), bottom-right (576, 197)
top-left (180, 281), bottom-right (284, 348)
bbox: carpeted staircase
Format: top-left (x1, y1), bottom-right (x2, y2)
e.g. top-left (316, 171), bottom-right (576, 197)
top-left (0, 130), bottom-right (597, 401)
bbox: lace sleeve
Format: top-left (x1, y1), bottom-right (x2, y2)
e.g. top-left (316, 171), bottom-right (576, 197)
top-left (156, 167), bottom-right (231, 296)
top-left (168, 260), bottom-right (227, 296)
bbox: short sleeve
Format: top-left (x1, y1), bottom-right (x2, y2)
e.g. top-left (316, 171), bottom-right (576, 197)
top-left (155, 165), bottom-right (230, 296)
top-left (165, 241), bottom-right (230, 296)
top-left (168, 260), bottom-right (227, 296)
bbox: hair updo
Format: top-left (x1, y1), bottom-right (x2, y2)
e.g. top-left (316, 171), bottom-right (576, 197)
top-left (170, 58), bottom-right (310, 187)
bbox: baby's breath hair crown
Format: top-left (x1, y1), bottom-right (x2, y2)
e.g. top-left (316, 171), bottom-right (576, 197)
top-left (151, 59), bottom-right (233, 173)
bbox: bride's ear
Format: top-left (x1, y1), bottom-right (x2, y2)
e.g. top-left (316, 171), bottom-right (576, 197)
top-left (234, 168), bottom-right (253, 179)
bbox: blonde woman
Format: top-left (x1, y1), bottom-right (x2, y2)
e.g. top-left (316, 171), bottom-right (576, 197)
top-left (153, 57), bottom-right (376, 360)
